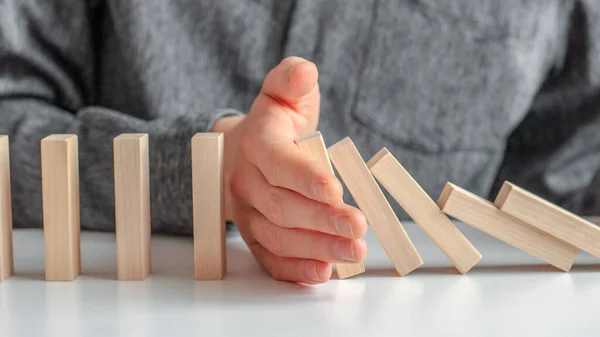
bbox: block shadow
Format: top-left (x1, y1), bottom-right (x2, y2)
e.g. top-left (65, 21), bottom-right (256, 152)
top-left (359, 264), bottom-right (587, 277)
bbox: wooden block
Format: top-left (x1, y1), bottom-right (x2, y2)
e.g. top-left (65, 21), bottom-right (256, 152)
top-left (114, 134), bottom-right (151, 281)
top-left (41, 134), bottom-right (81, 281)
top-left (192, 133), bottom-right (226, 280)
top-left (367, 148), bottom-right (481, 274)
top-left (295, 132), bottom-right (366, 279)
top-left (328, 138), bottom-right (423, 276)
top-left (495, 181), bottom-right (600, 259)
top-left (0, 136), bottom-right (14, 281)
top-left (438, 183), bottom-right (578, 271)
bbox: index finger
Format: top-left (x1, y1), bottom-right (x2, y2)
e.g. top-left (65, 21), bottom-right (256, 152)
top-left (244, 134), bottom-right (342, 204)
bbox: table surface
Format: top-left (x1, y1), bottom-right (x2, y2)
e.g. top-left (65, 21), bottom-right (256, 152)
top-left (1, 220), bottom-right (600, 337)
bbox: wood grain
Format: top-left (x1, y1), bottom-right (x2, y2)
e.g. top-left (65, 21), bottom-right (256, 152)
top-left (295, 132), bottom-right (365, 279)
top-left (0, 136), bottom-right (13, 281)
top-left (41, 134), bottom-right (81, 281)
top-left (438, 183), bottom-right (578, 272)
top-left (114, 134), bottom-right (151, 281)
top-left (328, 138), bottom-right (423, 276)
top-left (495, 181), bottom-right (600, 259)
top-left (367, 148), bottom-right (481, 274)
top-left (192, 133), bottom-right (226, 280)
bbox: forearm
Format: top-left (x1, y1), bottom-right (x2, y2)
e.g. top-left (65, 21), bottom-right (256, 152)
top-left (2, 98), bottom-right (241, 234)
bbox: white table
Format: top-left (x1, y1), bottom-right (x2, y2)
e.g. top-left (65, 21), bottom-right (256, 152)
top-left (1, 222), bottom-right (599, 337)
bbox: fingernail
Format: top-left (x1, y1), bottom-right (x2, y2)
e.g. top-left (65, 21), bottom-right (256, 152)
top-left (312, 180), bottom-right (329, 203)
top-left (285, 60), bottom-right (303, 83)
top-left (334, 240), bottom-right (356, 262)
top-left (305, 261), bottom-right (321, 282)
top-left (333, 215), bottom-right (355, 238)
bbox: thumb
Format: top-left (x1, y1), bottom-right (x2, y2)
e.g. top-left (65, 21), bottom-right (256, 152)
top-left (259, 56), bottom-right (320, 131)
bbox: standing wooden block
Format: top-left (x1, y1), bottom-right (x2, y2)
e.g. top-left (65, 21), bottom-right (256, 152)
top-left (192, 133), bottom-right (225, 280)
top-left (495, 181), bottom-right (600, 259)
top-left (295, 132), bottom-right (366, 279)
top-left (367, 148), bottom-right (481, 274)
top-left (41, 134), bottom-right (81, 281)
top-left (328, 138), bottom-right (423, 276)
top-left (0, 136), bottom-right (14, 281)
top-left (114, 134), bottom-right (151, 281)
top-left (438, 183), bottom-right (578, 271)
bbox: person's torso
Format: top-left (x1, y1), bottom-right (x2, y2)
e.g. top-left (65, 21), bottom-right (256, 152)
top-left (97, 0), bottom-right (568, 203)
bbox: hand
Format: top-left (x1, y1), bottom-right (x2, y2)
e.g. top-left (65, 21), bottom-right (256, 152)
top-left (212, 57), bottom-right (367, 284)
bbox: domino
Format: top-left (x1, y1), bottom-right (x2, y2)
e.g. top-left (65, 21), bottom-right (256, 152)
top-left (495, 181), bottom-right (600, 259)
top-left (114, 134), bottom-right (151, 281)
top-left (0, 136), bottom-right (13, 281)
top-left (295, 132), bottom-right (366, 279)
top-left (438, 183), bottom-right (578, 272)
top-left (328, 138), bottom-right (423, 276)
top-left (41, 134), bottom-right (81, 281)
top-left (192, 133), bottom-right (226, 280)
top-left (367, 148), bottom-right (481, 274)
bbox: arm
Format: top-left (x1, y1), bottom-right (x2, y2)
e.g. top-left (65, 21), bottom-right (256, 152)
top-left (1, 0), bottom-right (237, 234)
top-left (493, 0), bottom-right (600, 216)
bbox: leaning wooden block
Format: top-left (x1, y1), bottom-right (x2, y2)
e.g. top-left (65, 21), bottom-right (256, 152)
top-left (367, 148), bottom-right (481, 274)
top-left (438, 183), bottom-right (578, 272)
top-left (495, 181), bottom-right (600, 259)
top-left (328, 138), bottom-right (423, 276)
top-left (192, 133), bottom-right (226, 280)
top-left (41, 134), bottom-right (81, 281)
top-left (114, 134), bottom-right (151, 281)
top-left (295, 132), bottom-right (365, 279)
top-left (0, 136), bottom-right (14, 281)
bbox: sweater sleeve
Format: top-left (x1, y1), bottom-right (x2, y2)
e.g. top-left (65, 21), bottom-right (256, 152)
top-left (493, 0), bottom-right (600, 216)
top-left (0, 0), bottom-right (239, 234)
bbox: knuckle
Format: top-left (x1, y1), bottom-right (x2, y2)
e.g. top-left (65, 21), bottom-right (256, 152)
top-left (262, 224), bottom-right (285, 257)
top-left (239, 135), bottom-right (252, 157)
top-left (266, 190), bottom-right (285, 225)
top-left (264, 148), bottom-right (284, 186)
top-left (229, 173), bottom-right (245, 199)
top-left (246, 241), bottom-right (262, 262)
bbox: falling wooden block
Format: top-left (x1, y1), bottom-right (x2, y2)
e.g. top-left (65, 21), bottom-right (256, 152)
top-left (114, 134), bottom-right (151, 281)
top-left (41, 134), bottom-right (81, 281)
top-left (328, 138), bottom-right (423, 276)
top-left (192, 133), bottom-right (226, 280)
top-left (295, 132), bottom-right (366, 279)
top-left (495, 181), bottom-right (600, 259)
top-left (438, 183), bottom-right (578, 271)
top-left (367, 148), bottom-right (481, 274)
top-left (0, 136), bottom-right (14, 281)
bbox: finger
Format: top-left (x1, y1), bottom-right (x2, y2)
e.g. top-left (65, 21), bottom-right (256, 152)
top-left (260, 56), bottom-right (320, 127)
top-left (247, 209), bottom-right (368, 263)
top-left (235, 207), bottom-right (332, 284)
top-left (242, 134), bottom-right (343, 204)
top-left (231, 163), bottom-right (365, 237)
top-left (248, 241), bottom-right (332, 284)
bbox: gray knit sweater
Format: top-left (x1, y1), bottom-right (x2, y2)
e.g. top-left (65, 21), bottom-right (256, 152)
top-left (1, 0), bottom-right (599, 235)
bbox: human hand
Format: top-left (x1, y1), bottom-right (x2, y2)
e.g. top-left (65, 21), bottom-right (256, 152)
top-left (213, 57), bottom-right (367, 284)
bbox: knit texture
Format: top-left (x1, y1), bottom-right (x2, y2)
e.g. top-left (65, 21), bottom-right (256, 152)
top-left (1, 0), bottom-right (599, 234)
